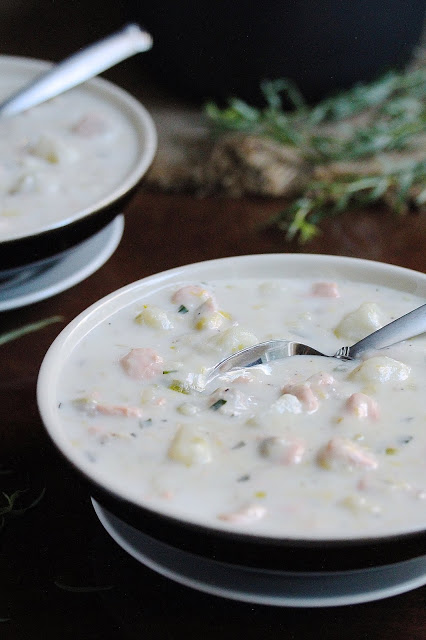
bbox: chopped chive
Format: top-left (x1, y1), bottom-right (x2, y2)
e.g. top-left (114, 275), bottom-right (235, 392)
top-left (163, 370), bottom-right (178, 375)
top-left (0, 315), bottom-right (63, 346)
top-left (169, 381), bottom-right (189, 394)
top-left (385, 447), bottom-right (398, 455)
top-left (139, 418), bottom-right (153, 428)
top-left (178, 305), bottom-right (189, 314)
top-left (237, 474), bottom-right (250, 482)
top-left (54, 580), bottom-right (114, 593)
top-left (210, 398), bottom-right (227, 410)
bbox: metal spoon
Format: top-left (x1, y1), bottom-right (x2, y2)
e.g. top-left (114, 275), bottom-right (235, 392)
top-left (0, 23), bottom-right (152, 118)
top-left (205, 302), bottom-right (426, 385)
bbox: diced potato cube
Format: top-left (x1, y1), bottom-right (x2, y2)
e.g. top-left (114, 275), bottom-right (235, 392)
top-left (135, 305), bottom-right (174, 330)
top-left (334, 302), bottom-right (386, 342)
top-left (258, 281), bottom-right (287, 297)
top-left (195, 311), bottom-right (226, 331)
top-left (8, 173), bottom-right (37, 195)
top-left (29, 134), bottom-right (78, 164)
top-left (193, 298), bottom-right (229, 331)
top-left (349, 356), bottom-right (411, 384)
top-left (340, 494), bottom-right (381, 515)
top-left (212, 326), bottom-right (258, 353)
top-left (270, 394), bottom-right (303, 414)
top-left (177, 402), bottom-right (200, 416)
top-left (167, 424), bottom-right (213, 466)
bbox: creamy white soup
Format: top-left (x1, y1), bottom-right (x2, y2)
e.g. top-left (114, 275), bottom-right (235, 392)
top-left (0, 66), bottom-right (140, 240)
top-left (57, 277), bottom-right (426, 539)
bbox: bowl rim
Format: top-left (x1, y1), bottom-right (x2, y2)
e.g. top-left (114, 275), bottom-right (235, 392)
top-left (0, 54), bottom-right (157, 243)
top-left (37, 253), bottom-right (426, 546)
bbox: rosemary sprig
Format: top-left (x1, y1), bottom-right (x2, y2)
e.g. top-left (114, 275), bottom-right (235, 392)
top-left (205, 67), bottom-right (426, 242)
top-left (54, 580), bottom-right (113, 593)
top-left (0, 487), bottom-right (46, 532)
top-left (0, 315), bottom-right (62, 534)
top-left (272, 160), bottom-right (426, 242)
top-left (0, 315), bottom-right (63, 346)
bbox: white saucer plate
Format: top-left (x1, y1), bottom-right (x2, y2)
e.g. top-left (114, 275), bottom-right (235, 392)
top-left (0, 215), bottom-right (124, 311)
top-left (92, 499), bottom-right (426, 608)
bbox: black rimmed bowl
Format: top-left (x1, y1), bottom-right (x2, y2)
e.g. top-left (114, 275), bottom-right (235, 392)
top-left (0, 55), bottom-right (157, 284)
top-left (37, 254), bottom-right (426, 575)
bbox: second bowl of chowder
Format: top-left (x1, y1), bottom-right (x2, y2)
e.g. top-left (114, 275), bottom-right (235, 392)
top-left (37, 254), bottom-right (426, 571)
top-left (0, 55), bottom-right (157, 278)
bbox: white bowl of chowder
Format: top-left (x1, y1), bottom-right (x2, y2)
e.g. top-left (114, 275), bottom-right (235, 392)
top-left (37, 254), bottom-right (426, 571)
top-left (0, 55), bottom-right (157, 279)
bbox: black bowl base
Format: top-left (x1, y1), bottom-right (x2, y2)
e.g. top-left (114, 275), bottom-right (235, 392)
top-left (0, 215), bottom-right (124, 311)
top-left (92, 499), bottom-right (426, 608)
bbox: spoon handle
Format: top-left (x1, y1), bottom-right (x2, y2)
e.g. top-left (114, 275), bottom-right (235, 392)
top-left (0, 24), bottom-right (152, 118)
top-left (346, 302), bottom-right (426, 359)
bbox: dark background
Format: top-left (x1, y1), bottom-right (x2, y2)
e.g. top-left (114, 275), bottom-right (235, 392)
top-left (1, 2), bottom-right (425, 638)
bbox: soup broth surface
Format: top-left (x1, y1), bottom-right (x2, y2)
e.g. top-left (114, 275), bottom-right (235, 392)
top-left (57, 277), bottom-right (426, 539)
top-left (0, 63), bottom-right (140, 240)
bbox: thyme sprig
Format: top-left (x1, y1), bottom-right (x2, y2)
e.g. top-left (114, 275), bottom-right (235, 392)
top-left (205, 68), bottom-right (426, 241)
top-left (0, 315), bottom-right (62, 532)
top-left (0, 487), bottom-right (46, 532)
top-left (274, 159), bottom-right (426, 243)
top-left (0, 315), bottom-right (63, 346)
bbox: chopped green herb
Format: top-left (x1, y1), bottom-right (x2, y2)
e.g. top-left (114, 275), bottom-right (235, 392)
top-left (139, 418), bottom-right (153, 428)
top-left (0, 487), bottom-right (46, 532)
top-left (232, 440), bottom-right (246, 450)
top-left (163, 370), bottom-right (178, 375)
top-left (169, 380), bottom-right (190, 394)
top-left (210, 398), bottom-right (227, 410)
top-left (237, 474), bottom-right (251, 482)
top-left (0, 315), bottom-right (63, 346)
top-left (54, 580), bottom-right (113, 593)
top-left (178, 305), bottom-right (189, 314)
top-left (385, 447), bottom-right (398, 455)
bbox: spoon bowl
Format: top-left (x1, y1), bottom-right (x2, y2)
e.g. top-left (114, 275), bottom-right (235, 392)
top-left (205, 302), bottom-right (426, 386)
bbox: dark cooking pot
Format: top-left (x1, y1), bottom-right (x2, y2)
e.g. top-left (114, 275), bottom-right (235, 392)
top-left (127, 0), bottom-right (425, 104)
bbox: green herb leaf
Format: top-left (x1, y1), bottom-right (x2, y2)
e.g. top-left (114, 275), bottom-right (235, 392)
top-left (54, 580), bottom-right (113, 593)
top-left (0, 486), bottom-right (46, 531)
top-left (169, 380), bottom-right (190, 394)
top-left (139, 418), bottom-right (153, 428)
top-left (205, 66), bottom-right (426, 242)
top-left (210, 398), bottom-right (227, 410)
top-left (0, 315), bottom-right (63, 346)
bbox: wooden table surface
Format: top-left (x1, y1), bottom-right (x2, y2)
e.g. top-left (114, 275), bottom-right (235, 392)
top-left (0, 2), bottom-right (425, 638)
